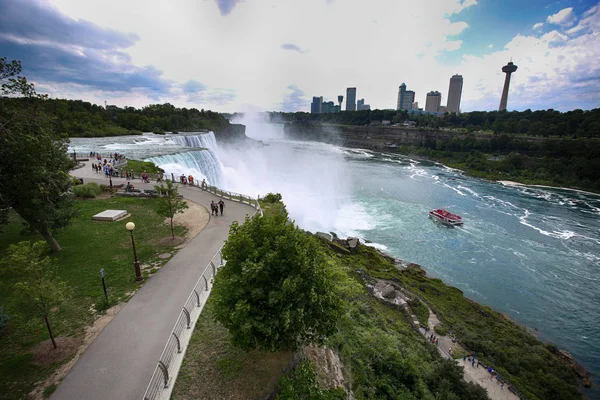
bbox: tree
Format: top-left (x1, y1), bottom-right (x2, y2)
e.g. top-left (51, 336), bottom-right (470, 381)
top-left (155, 180), bottom-right (188, 239)
top-left (0, 58), bottom-right (77, 252)
top-left (211, 206), bottom-right (342, 351)
top-left (2, 241), bottom-right (70, 349)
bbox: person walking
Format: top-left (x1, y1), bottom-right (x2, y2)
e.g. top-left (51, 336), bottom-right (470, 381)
top-left (210, 201), bottom-right (216, 216)
top-left (219, 199), bottom-right (224, 216)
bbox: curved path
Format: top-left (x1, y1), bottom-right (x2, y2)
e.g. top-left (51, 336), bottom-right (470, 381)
top-left (52, 163), bottom-right (255, 400)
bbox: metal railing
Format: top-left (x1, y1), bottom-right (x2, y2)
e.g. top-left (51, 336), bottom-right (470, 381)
top-left (142, 186), bottom-right (262, 400)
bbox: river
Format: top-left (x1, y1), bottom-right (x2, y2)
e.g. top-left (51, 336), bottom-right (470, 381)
top-left (69, 119), bottom-right (600, 391)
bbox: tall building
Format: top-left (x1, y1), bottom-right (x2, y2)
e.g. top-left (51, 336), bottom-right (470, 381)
top-left (447, 74), bottom-right (463, 114)
top-left (357, 99), bottom-right (371, 111)
top-left (397, 83), bottom-right (415, 111)
top-left (310, 96), bottom-right (323, 114)
top-left (322, 101), bottom-right (340, 113)
top-left (338, 95), bottom-right (344, 110)
top-left (412, 102), bottom-right (419, 110)
top-left (425, 91), bottom-right (442, 112)
top-left (499, 61), bottom-right (518, 111)
top-left (346, 88), bottom-right (356, 111)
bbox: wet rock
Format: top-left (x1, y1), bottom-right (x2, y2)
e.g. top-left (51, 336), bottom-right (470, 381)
top-left (316, 232), bottom-right (332, 241)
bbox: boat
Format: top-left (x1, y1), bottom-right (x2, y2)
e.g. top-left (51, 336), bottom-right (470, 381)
top-left (429, 209), bottom-right (463, 226)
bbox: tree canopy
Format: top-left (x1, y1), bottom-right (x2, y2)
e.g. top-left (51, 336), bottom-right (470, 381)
top-left (155, 180), bottom-right (188, 239)
top-left (0, 58), bottom-right (77, 252)
top-left (211, 206), bottom-right (342, 351)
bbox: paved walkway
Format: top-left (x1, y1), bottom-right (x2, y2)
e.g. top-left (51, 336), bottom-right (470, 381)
top-left (52, 162), bottom-right (256, 400)
top-left (419, 307), bottom-right (518, 400)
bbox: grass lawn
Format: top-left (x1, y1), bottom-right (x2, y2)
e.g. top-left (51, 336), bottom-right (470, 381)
top-left (0, 196), bottom-right (185, 399)
top-left (172, 302), bottom-right (292, 400)
top-left (125, 159), bottom-right (164, 175)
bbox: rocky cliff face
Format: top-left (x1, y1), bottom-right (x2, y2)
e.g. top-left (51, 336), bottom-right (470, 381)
top-left (214, 123), bottom-right (248, 142)
top-left (282, 122), bottom-right (545, 150)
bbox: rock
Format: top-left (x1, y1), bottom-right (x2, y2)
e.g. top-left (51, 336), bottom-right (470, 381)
top-left (381, 284), bottom-right (396, 299)
top-left (316, 232), bottom-right (333, 241)
top-left (347, 237), bottom-right (359, 251)
top-left (583, 377), bottom-right (592, 388)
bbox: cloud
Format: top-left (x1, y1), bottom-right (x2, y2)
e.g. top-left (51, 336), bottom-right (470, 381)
top-left (279, 85), bottom-right (306, 112)
top-left (533, 22), bottom-right (544, 30)
top-left (281, 43), bottom-right (306, 54)
top-left (214, 0), bottom-right (244, 16)
top-left (182, 80), bottom-right (208, 93)
top-left (488, 44), bottom-right (493, 48)
top-left (0, 0), bottom-right (170, 96)
top-left (547, 7), bottom-right (577, 27)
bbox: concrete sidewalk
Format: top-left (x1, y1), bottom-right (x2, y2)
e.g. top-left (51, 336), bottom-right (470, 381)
top-left (52, 163), bottom-right (255, 400)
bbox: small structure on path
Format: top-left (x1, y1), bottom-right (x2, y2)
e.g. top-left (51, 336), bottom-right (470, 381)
top-left (92, 210), bottom-right (128, 221)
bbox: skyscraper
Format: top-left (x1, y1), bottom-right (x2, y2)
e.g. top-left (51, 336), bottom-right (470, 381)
top-left (357, 99), bottom-right (370, 111)
top-left (310, 96), bottom-right (323, 114)
top-left (346, 88), bottom-right (356, 111)
top-left (397, 83), bottom-right (415, 111)
top-left (425, 91), bottom-right (442, 112)
top-left (338, 95), bottom-right (344, 110)
top-left (499, 61), bottom-right (518, 111)
top-left (447, 74), bottom-right (463, 114)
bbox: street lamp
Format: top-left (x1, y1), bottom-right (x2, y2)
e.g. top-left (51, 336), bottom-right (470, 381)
top-left (126, 222), bottom-right (143, 281)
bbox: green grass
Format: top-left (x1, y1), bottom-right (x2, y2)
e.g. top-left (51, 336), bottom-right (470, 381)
top-left (125, 159), bottom-right (164, 175)
top-left (410, 299), bottom-right (430, 327)
top-left (172, 302), bottom-right (292, 400)
top-left (0, 197), bottom-right (186, 399)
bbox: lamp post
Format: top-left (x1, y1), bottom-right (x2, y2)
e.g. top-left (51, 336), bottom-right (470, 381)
top-left (126, 222), bottom-right (143, 281)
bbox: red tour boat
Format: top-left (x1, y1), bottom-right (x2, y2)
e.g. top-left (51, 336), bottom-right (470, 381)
top-left (429, 209), bottom-right (463, 226)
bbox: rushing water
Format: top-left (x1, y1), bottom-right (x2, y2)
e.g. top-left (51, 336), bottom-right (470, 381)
top-left (69, 122), bottom-right (600, 390)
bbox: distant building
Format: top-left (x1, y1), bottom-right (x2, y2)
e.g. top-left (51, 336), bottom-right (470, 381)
top-left (310, 96), bottom-right (323, 114)
top-left (425, 91), bottom-right (442, 112)
top-left (337, 95), bottom-right (344, 110)
top-left (447, 74), bottom-right (463, 114)
top-left (357, 98), bottom-right (371, 111)
top-left (346, 87), bottom-right (357, 111)
top-left (397, 83), bottom-right (415, 111)
top-left (382, 120), bottom-right (391, 126)
top-left (322, 101), bottom-right (340, 113)
top-left (412, 102), bottom-right (419, 110)
top-left (439, 105), bottom-right (447, 114)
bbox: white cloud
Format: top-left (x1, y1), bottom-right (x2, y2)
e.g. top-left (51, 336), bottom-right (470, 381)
top-left (547, 7), bottom-right (577, 27)
top-left (533, 22), bottom-right (544, 30)
top-left (488, 44), bottom-right (493, 48)
top-left (25, 0), bottom-right (599, 112)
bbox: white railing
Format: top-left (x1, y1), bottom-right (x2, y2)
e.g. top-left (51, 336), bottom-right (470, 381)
top-left (142, 186), bottom-right (262, 400)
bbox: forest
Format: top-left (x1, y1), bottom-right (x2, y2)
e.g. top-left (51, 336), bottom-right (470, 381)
top-left (2, 98), bottom-right (230, 137)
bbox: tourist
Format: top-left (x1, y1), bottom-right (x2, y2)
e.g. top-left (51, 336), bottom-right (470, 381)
top-left (202, 179), bottom-right (207, 190)
top-left (219, 199), bottom-right (224, 216)
top-left (142, 171), bottom-right (149, 183)
top-left (472, 357), bottom-right (475, 367)
top-left (211, 201), bottom-right (216, 216)
top-left (126, 182), bottom-right (134, 192)
top-left (188, 175), bottom-right (194, 185)
top-left (180, 174), bottom-right (185, 183)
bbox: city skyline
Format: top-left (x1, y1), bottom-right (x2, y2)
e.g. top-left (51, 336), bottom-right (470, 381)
top-left (0, 0), bottom-right (598, 112)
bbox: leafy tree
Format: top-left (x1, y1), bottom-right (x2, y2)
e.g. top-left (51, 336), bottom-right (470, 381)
top-left (1, 241), bottom-right (70, 349)
top-left (0, 58), bottom-right (77, 252)
top-left (212, 207), bottom-right (342, 351)
top-left (155, 180), bottom-right (188, 239)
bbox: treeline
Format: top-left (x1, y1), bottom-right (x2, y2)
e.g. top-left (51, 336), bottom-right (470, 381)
top-left (414, 135), bottom-right (600, 191)
top-left (271, 108), bottom-right (600, 138)
top-left (2, 98), bottom-right (230, 137)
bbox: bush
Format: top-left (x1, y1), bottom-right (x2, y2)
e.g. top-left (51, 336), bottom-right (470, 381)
top-left (262, 192), bottom-right (282, 203)
top-left (277, 360), bottom-right (346, 400)
top-left (434, 324), bottom-right (448, 336)
top-left (72, 182), bottom-right (102, 198)
top-left (0, 307), bottom-right (8, 334)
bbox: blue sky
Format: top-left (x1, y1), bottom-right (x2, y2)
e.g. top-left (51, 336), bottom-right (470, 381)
top-left (0, 0), bottom-right (599, 112)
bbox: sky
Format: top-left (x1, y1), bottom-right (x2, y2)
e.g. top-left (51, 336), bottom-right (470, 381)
top-left (0, 0), bottom-right (599, 113)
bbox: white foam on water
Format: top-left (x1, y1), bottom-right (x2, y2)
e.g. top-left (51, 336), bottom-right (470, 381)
top-left (442, 183), bottom-right (466, 196)
top-left (458, 185), bottom-right (481, 198)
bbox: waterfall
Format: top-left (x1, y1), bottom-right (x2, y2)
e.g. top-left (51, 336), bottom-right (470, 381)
top-left (147, 133), bottom-right (224, 186)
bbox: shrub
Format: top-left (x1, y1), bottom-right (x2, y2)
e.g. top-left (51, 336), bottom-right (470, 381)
top-left (434, 324), bottom-right (448, 336)
top-left (73, 182), bottom-right (102, 198)
top-left (262, 192), bottom-right (282, 203)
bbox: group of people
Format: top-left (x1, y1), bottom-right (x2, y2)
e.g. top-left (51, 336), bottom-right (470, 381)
top-left (428, 333), bottom-right (439, 346)
top-left (211, 200), bottom-right (224, 216)
top-left (180, 174), bottom-right (194, 185)
top-left (89, 151), bottom-right (126, 167)
top-left (92, 162), bottom-right (120, 177)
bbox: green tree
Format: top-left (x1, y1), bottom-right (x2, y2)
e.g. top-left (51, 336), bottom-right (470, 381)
top-left (2, 241), bottom-right (70, 349)
top-left (155, 180), bottom-right (188, 239)
top-left (212, 207), bottom-right (342, 351)
top-left (0, 58), bottom-right (77, 252)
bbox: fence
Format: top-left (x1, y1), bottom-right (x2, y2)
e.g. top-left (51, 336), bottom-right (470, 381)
top-left (142, 186), bottom-right (262, 400)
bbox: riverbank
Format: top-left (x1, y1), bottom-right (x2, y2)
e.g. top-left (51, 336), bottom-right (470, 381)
top-left (498, 180), bottom-right (600, 197)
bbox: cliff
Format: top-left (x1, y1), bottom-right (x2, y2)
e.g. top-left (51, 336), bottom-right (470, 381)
top-left (214, 123), bottom-right (248, 142)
